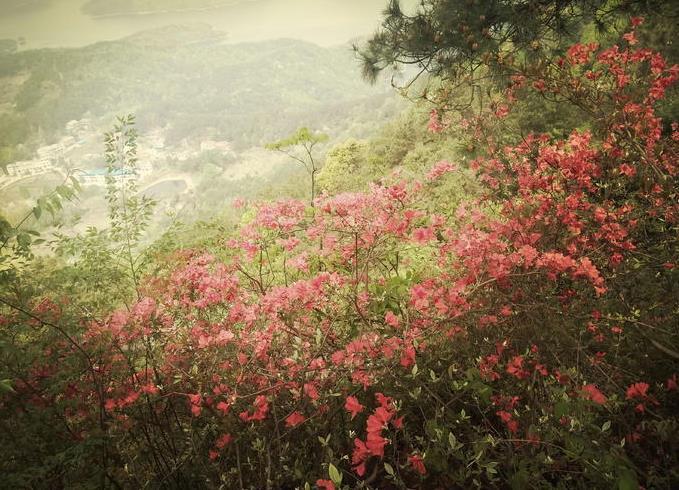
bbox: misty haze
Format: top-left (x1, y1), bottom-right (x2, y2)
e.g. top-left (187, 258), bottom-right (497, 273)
top-left (0, 0), bottom-right (418, 236)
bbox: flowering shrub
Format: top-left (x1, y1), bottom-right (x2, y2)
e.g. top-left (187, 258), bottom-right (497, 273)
top-left (1, 24), bottom-right (677, 488)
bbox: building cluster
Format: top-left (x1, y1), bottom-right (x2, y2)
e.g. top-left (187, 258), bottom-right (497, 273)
top-left (6, 159), bottom-right (54, 177)
top-left (5, 141), bottom-right (66, 178)
top-left (36, 143), bottom-right (65, 164)
top-left (3, 123), bottom-right (89, 179)
top-left (78, 163), bottom-right (153, 187)
top-left (2, 119), bottom-right (236, 190)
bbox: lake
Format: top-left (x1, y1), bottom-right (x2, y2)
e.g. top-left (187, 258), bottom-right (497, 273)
top-left (0, 0), bottom-right (418, 49)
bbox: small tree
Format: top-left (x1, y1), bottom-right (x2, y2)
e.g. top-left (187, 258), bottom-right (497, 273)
top-left (104, 114), bottom-right (155, 298)
top-left (266, 127), bottom-right (328, 206)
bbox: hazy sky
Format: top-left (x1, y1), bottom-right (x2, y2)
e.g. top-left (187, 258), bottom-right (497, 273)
top-left (0, 0), bottom-right (419, 49)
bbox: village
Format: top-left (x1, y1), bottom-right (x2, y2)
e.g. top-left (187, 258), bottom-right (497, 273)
top-left (0, 118), bottom-right (235, 190)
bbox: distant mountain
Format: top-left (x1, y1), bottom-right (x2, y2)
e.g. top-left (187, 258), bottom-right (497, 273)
top-left (0, 24), bottom-right (394, 152)
top-left (2, 0), bottom-right (52, 13)
top-left (81, 0), bottom-right (251, 17)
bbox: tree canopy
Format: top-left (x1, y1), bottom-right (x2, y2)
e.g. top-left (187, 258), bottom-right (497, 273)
top-left (266, 127), bottom-right (328, 205)
top-left (357, 0), bottom-right (671, 86)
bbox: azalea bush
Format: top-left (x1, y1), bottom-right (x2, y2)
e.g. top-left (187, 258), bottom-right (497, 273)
top-left (1, 22), bottom-right (678, 489)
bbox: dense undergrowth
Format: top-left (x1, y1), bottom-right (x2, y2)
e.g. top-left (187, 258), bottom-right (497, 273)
top-left (1, 18), bottom-right (678, 490)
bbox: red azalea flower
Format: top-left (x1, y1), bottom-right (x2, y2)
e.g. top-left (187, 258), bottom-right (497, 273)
top-left (408, 453), bottom-right (426, 475)
top-left (344, 396), bottom-right (364, 420)
top-left (285, 411), bottom-right (306, 428)
top-left (316, 479), bottom-right (335, 490)
top-left (352, 438), bottom-right (369, 476)
top-left (384, 310), bottom-right (400, 328)
top-left (216, 401), bottom-right (230, 415)
top-left (626, 382), bottom-right (650, 400)
top-left (582, 384), bottom-right (607, 405)
top-left (215, 433), bottom-right (232, 449)
top-left (631, 16), bottom-right (644, 27)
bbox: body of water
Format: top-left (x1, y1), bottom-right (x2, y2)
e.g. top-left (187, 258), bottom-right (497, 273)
top-left (0, 0), bottom-right (418, 49)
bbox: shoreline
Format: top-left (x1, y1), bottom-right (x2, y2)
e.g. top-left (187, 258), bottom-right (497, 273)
top-left (82, 1), bottom-right (255, 19)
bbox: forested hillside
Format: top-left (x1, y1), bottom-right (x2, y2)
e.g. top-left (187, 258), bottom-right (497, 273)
top-left (0, 1), bottom-right (678, 489)
top-left (0, 23), bottom-right (400, 237)
top-left (0, 23), bottom-right (395, 164)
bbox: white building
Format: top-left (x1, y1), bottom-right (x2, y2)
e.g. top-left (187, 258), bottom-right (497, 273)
top-left (78, 165), bottom-right (151, 187)
top-left (59, 136), bottom-right (76, 150)
top-left (37, 143), bottom-right (64, 163)
top-left (6, 159), bottom-right (54, 177)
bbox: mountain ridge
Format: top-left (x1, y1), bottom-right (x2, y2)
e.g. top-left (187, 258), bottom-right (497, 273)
top-left (0, 24), bottom-right (394, 159)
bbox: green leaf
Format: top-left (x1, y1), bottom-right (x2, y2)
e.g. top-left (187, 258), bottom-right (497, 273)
top-left (0, 379), bottom-right (15, 393)
top-left (448, 432), bottom-right (462, 450)
top-left (32, 206), bottom-right (42, 220)
top-left (602, 420), bottom-right (611, 432)
top-left (486, 461), bottom-right (498, 475)
top-left (70, 175), bottom-right (81, 191)
top-left (16, 232), bottom-right (31, 248)
top-left (554, 401), bottom-right (570, 418)
top-left (50, 195), bottom-right (62, 211)
top-left (328, 463), bottom-right (342, 485)
top-left (384, 462), bottom-right (395, 476)
top-left (617, 468), bottom-right (638, 490)
top-left (44, 200), bottom-right (55, 218)
top-left (56, 185), bottom-right (71, 200)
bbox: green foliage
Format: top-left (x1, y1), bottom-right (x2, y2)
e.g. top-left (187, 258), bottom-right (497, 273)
top-left (0, 30), bottom-right (392, 151)
top-left (317, 139), bottom-right (370, 193)
top-left (104, 114), bottom-right (155, 247)
top-left (0, 39), bottom-right (18, 55)
top-left (0, 174), bottom-right (79, 278)
top-left (266, 127), bottom-right (328, 205)
top-left (55, 114), bottom-right (155, 304)
top-left (358, 0), bottom-right (667, 84)
top-left (0, 113), bottom-right (30, 157)
top-left (0, 5), bottom-right (677, 489)
top-left (266, 127), bottom-right (329, 152)
top-left (316, 101), bottom-right (475, 206)
top-left (0, 116), bottom-right (159, 487)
